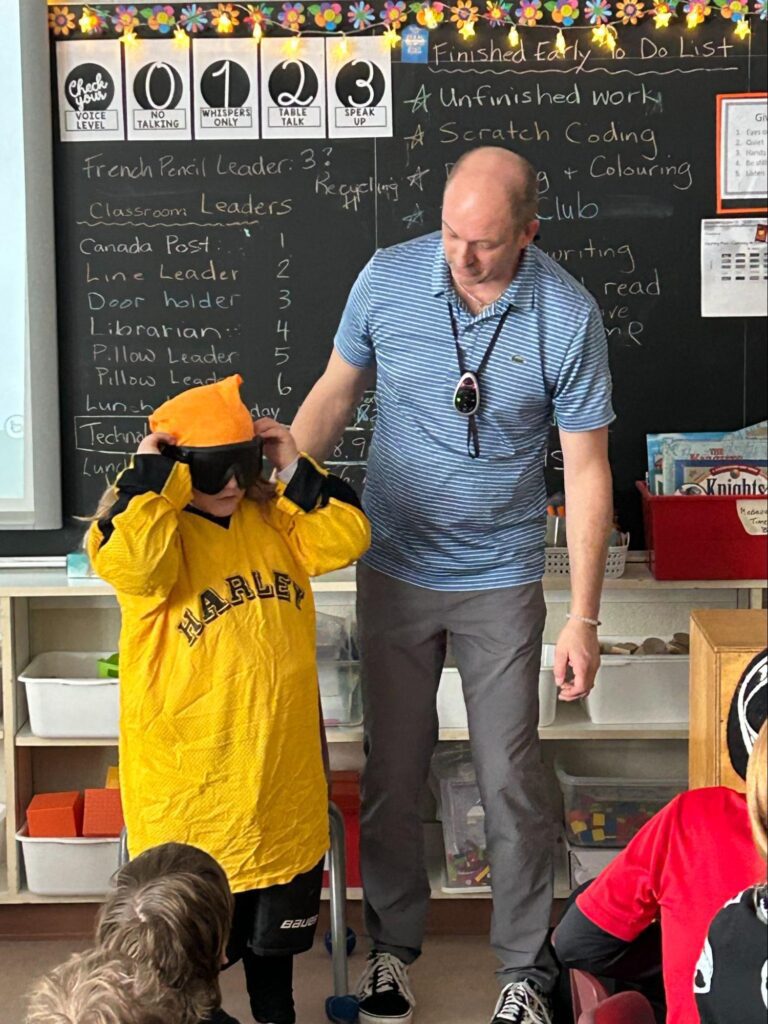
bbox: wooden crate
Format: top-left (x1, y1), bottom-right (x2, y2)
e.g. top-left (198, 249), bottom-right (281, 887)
top-left (690, 609), bottom-right (768, 792)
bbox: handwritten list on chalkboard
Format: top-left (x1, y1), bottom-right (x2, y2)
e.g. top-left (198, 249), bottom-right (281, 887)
top-left (6, 17), bottom-right (764, 556)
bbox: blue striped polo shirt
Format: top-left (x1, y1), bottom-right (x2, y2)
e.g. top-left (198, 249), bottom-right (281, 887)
top-left (334, 232), bottom-right (615, 591)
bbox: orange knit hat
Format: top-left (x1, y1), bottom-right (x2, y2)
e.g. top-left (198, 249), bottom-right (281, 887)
top-left (149, 374), bottom-right (254, 447)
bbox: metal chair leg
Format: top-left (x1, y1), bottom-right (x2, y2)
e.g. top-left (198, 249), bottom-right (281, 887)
top-left (328, 801), bottom-right (349, 997)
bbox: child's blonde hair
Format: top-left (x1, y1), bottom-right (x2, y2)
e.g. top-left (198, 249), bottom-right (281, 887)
top-left (747, 720), bottom-right (768, 865)
top-left (96, 843), bottom-right (234, 1023)
top-left (85, 473), bottom-right (275, 526)
top-left (26, 950), bottom-right (176, 1024)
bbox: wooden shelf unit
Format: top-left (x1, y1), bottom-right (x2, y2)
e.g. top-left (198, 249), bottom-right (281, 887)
top-left (1, 565), bottom-right (764, 905)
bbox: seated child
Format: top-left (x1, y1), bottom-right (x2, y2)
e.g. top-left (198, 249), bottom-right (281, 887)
top-left (96, 842), bottom-right (239, 1024)
top-left (26, 949), bottom-right (177, 1024)
top-left (554, 674), bottom-right (767, 1024)
top-left (694, 720), bottom-right (768, 1024)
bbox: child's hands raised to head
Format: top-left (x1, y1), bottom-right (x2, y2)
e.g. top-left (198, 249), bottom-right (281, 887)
top-left (137, 432), bottom-right (176, 455)
top-left (253, 418), bottom-right (299, 472)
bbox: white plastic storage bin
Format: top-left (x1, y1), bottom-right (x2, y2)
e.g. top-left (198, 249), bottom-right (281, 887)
top-left (17, 825), bottom-right (120, 896)
top-left (432, 750), bottom-right (491, 892)
top-left (318, 662), bottom-right (362, 728)
top-left (18, 652), bottom-right (119, 739)
top-left (556, 745), bottom-right (686, 849)
top-left (437, 644), bottom-right (558, 731)
top-left (567, 842), bottom-right (620, 889)
top-left (585, 637), bottom-right (689, 725)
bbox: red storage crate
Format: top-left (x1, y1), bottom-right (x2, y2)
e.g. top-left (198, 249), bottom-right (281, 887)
top-left (323, 771), bottom-right (361, 890)
top-left (637, 481), bottom-right (768, 580)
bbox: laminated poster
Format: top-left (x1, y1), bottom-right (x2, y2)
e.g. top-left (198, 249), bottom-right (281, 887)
top-left (193, 38), bottom-right (260, 140)
top-left (56, 40), bottom-right (124, 142)
top-left (326, 37), bottom-right (393, 139)
top-left (125, 40), bottom-right (192, 141)
top-left (717, 93), bottom-right (768, 214)
top-left (700, 218), bottom-right (768, 318)
top-left (260, 36), bottom-right (326, 140)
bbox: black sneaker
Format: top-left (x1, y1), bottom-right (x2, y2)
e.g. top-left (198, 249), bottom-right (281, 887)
top-left (356, 951), bottom-right (416, 1024)
top-left (490, 980), bottom-right (553, 1024)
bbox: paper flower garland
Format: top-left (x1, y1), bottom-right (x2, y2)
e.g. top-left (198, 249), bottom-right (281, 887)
top-left (484, 0), bottom-right (512, 23)
top-left (49, 5), bottom-right (77, 34)
top-left (548, 0), bottom-right (580, 23)
top-left (310, 1), bottom-right (343, 27)
top-left (46, 0), bottom-right (763, 42)
top-left (585, 0), bottom-right (612, 21)
top-left (142, 4), bottom-right (176, 31)
top-left (279, 0), bottom-right (305, 28)
top-left (349, 0), bottom-right (377, 26)
top-left (381, 0), bottom-right (409, 25)
top-left (616, 0), bottom-right (644, 20)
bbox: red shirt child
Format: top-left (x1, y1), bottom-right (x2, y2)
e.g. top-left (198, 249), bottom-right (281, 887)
top-left (571, 786), bottom-right (764, 1024)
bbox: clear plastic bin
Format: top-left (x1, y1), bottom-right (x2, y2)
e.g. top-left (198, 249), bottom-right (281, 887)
top-left (432, 750), bottom-right (491, 891)
top-left (17, 825), bottom-right (120, 896)
top-left (318, 661), bottom-right (361, 728)
top-left (556, 751), bottom-right (686, 848)
top-left (316, 610), bottom-right (356, 661)
top-left (18, 652), bottom-right (119, 739)
top-left (567, 842), bottom-right (620, 888)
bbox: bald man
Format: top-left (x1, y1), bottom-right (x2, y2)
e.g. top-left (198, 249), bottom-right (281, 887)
top-left (292, 147), bottom-right (615, 1024)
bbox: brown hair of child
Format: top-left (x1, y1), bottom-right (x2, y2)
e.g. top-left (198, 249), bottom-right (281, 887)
top-left (26, 949), bottom-right (179, 1024)
top-left (95, 843), bottom-right (234, 1023)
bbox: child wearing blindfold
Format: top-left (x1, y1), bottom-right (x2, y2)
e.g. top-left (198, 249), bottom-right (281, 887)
top-left (86, 375), bottom-right (371, 1024)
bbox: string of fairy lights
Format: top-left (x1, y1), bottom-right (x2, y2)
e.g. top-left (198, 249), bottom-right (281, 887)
top-left (48, 0), bottom-right (766, 58)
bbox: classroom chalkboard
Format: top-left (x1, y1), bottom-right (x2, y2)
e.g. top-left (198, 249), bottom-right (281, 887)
top-left (3, 14), bottom-right (766, 556)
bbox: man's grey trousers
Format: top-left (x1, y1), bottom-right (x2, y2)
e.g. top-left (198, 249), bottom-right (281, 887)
top-left (357, 563), bottom-right (557, 993)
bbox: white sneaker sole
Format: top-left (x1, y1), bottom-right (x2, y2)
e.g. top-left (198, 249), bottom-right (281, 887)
top-left (358, 1007), bottom-right (414, 1024)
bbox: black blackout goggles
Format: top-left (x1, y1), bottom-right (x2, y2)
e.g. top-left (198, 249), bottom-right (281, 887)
top-left (162, 439), bottom-right (263, 495)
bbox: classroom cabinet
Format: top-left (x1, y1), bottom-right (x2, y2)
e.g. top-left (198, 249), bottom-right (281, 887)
top-left (689, 609), bottom-right (768, 792)
top-left (0, 566), bottom-right (763, 905)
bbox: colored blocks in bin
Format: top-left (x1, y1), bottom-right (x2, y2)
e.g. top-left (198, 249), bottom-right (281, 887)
top-left (27, 792), bottom-right (84, 838)
top-left (432, 751), bottom-right (492, 891)
top-left (83, 789), bottom-right (125, 838)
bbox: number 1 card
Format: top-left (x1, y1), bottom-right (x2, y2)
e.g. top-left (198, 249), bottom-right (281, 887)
top-left (193, 39), bottom-right (260, 140)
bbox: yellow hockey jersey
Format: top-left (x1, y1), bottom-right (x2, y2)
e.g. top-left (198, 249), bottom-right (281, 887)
top-left (88, 454), bottom-right (370, 892)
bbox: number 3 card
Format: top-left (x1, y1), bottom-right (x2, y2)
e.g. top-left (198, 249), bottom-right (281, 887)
top-left (260, 37), bottom-right (326, 140)
top-left (193, 39), bottom-right (260, 140)
top-left (326, 37), bottom-right (392, 139)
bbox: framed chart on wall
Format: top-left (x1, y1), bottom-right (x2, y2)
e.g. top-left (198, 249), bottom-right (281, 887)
top-left (716, 92), bottom-right (768, 214)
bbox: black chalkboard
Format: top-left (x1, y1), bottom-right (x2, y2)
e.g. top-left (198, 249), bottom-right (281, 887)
top-left (3, 15), bottom-right (765, 556)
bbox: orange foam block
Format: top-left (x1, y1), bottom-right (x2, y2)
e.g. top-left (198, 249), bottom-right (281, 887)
top-left (27, 792), bottom-right (84, 838)
top-left (82, 788), bottom-right (124, 838)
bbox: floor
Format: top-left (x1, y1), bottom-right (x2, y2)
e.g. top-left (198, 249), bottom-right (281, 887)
top-left (0, 935), bottom-right (520, 1024)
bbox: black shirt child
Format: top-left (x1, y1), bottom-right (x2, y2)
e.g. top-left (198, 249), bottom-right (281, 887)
top-left (694, 883), bottom-right (768, 1024)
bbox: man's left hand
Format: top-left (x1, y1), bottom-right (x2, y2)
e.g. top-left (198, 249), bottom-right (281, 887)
top-left (554, 618), bottom-right (601, 701)
top-left (253, 417), bottom-right (299, 472)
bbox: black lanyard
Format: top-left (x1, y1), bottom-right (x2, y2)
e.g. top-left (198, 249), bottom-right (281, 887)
top-left (448, 301), bottom-right (513, 459)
